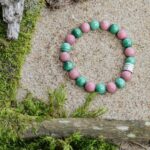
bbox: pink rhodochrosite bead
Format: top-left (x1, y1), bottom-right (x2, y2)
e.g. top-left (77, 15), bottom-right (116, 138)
top-left (100, 20), bottom-right (110, 31)
top-left (60, 52), bottom-right (70, 62)
top-left (85, 82), bottom-right (96, 92)
top-left (68, 68), bottom-right (80, 80)
top-left (107, 82), bottom-right (117, 93)
top-left (80, 22), bottom-right (90, 33)
top-left (65, 34), bottom-right (76, 45)
top-left (121, 71), bottom-right (132, 81)
top-left (117, 29), bottom-right (128, 40)
top-left (124, 47), bottom-right (136, 57)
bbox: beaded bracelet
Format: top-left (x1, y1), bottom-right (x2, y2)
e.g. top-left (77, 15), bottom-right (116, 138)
top-left (59, 20), bottom-right (136, 94)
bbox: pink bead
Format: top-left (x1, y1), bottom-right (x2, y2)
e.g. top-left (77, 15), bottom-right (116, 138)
top-left (100, 20), bottom-right (110, 31)
top-left (117, 29), bottom-right (128, 40)
top-left (68, 68), bottom-right (80, 80)
top-left (124, 47), bottom-right (136, 57)
top-left (107, 82), bottom-right (117, 94)
top-left (80, 22), bottom-right (90, 33)
top-left (60, 52), bottom-right (70, 62)
top-left (121, 71), bottom-right (132, 81)
top-left (65, 34), bottom-right (76, 45)
top-left (85, 82), bottom-right (96, 92)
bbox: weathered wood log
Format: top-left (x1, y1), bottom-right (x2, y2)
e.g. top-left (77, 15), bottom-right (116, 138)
top-left (0, 0), bottom-right (25, 40)
top-left (23, 118), bottom-right (150, 142)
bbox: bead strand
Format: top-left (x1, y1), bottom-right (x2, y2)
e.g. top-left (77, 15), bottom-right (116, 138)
top-left (60, 20), bottom-right (136, 95)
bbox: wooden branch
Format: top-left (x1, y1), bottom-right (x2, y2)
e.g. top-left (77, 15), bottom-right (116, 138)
top-left (0, 0), bottom-right (25, 40)
top-left (46, 0), bottom-right (88, 9)
top-left (23, 118), bottom-right (150, 142)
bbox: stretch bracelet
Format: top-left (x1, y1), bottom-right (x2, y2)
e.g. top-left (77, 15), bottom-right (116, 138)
top-left (59, 20), bottom-right (136, 94)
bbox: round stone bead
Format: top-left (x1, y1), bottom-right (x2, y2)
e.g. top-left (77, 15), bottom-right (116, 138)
top-left (122, 38), bottom-right (132, 48)
top-left (76, 76), bottom-right (87, 87)
top-left (109, 24), bottom-right (120, 34)
top-left (80, 22), bottom-right (90, 33)
top-left (106, 82), bottom-right (117, 94)
top-left (100, 20), bottom-right (110, 31)
top-left (68, 68), bottom-right (80, 80)
top-left (90, 20), bottom-right (100, 30)
top-left (63, 61), bottom-right (74, 71)
top-left (71, 28), bottom-right (83, 38)
top-left (85, 82), bottom-right (96, 92)
top-left (65, 34), bottom-right (76, 45)
top-left (96, 83), bottom-right (106, 95)
top-left (125, 57), bottom-right (136, 64)
top-left (124, 47), bottom-right (136, 57)
top-left (115, 77), bottom-right (126, 89)
top-left (61, 43), bottom-right (72, 52)
top-left (60, 52), bottom-right (70, 62)
top-left (121, 71), bottom-right (132, 81)
top-left (117, 29), bottom-right (128, 40)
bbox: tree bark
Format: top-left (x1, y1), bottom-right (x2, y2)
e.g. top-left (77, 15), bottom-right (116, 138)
top-left (46, 0), bottom-right (88, 9)
top-left (23, 118), bottom-right (150, 142)
top-left (0, 0), bottom-right (25, 40)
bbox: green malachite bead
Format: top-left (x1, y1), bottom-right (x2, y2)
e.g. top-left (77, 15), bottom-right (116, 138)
top-left (96, 83), bottom-right (106, 95)
top-left (125, 57), bottom-right (136, 64)
top-left (115, 77), bottom-right (126, 89)
top-left (90, 20), bottom-right (100, 30)
top-left (71, 28), bottom-right (83, 38)
top-left (76, 76), bottom-right (87, 87)
top-left (63, 61), bottom-right (74, 71)
top-left (61, 43), bottom-right (72, 52)
top-left (109, 24), bottom-right (120, 34)
top-left (122, 38), bottom-right (132, 48)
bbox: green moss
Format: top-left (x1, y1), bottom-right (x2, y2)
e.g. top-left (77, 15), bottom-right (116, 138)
top-left (0, 0), bottom-right (44, 101)
top-left (0, 1), bottom-right (117, 149)
top-left (1, 133), bottom-right (117, 150)
top-left (72, 93), bottom-right (107, 118)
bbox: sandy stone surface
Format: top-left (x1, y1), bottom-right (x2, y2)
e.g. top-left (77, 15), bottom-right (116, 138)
top-left (18, 0), bottom-right (150, 121)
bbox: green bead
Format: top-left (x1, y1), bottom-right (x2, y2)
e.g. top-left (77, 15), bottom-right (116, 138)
top-left (122, 38), bottom-right (132, 48)
top-left (61, 43), bottom-right (72, 52)
top-left (125, 57), bottom-right (136, 64)
top-left (71, 28), bottom-right (82, 38)
top-left (109, 24), bottom-right (120, 34)
top-left (63, 61), bottom-right (74, 71)
top-left (90, 20), bottom-right (100, 30)
top-left (76, 76), bottom-right (87, 87)
top-left (96, 83), bottom-right (106, 95)
top-left (115, 78), bottom-right (126, 89)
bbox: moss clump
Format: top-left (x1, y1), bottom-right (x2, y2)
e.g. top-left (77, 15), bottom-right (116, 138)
top-left (0, 85), bottom-right (117, 149)
top-left (4, 133), bottom-right (117, 150)
top-left (0, 0), bottom-right (44, 101)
